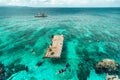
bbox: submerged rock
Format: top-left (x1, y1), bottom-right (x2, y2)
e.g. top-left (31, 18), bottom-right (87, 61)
top-left (77, 63), bottom-right (90, 80)
top-left (0, 63), bottom-right (5, 80)
top-left (30, 76), bottom-right (37, 80)
top-left (6, 64), bottom-right (29, 78)
top-left (95, 59), bottom-right (119, 74)
top-left (14, 65), bottom-right (29, 73)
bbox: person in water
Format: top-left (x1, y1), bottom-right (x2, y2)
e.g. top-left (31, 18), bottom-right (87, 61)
top-left (66, 63), bottom-right (70, 68)
top-left (57, 63), bottom-right (71, 74)
top-left (57, 68), bottom-right (66, 74)
top-left (66, 63), bottom-right (71, 72)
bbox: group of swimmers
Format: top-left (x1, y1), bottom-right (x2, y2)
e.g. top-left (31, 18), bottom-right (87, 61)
top-left (56, 63), bottom-right (71, 74)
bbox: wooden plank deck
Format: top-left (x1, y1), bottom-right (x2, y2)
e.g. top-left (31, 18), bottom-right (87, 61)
top-left (44, 35), bottom-right (64, 58)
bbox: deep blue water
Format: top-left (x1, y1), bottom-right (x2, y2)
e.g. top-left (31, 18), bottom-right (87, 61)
top-left (0, 7), bottom-right (120, 16)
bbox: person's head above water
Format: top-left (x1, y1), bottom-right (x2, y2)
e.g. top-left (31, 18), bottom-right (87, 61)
top-left (66, 63), bottom-right (70, 68)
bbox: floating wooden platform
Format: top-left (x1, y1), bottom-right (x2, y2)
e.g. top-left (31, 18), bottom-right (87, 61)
top-left (44, 35), bottom-right (64, 58)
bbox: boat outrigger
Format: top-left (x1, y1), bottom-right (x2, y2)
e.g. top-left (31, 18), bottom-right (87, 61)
top-left (34, 13), bottom-right (48, 17)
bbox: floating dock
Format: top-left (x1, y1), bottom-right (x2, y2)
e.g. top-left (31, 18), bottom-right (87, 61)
top-left (44, 35), bottom-right (64, 58)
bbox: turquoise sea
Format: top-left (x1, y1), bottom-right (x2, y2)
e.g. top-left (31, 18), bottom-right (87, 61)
top-left (0, 7), bottom-right (120, 80)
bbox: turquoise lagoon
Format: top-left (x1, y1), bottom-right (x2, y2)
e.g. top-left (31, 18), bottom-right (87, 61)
top-left (0, 7), bottom-right (120, 80)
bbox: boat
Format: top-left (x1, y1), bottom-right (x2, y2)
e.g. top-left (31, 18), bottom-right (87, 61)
top-left (34, 13), bottom-right (48, 17)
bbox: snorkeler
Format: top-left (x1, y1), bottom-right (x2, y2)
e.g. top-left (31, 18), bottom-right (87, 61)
top-left (56, 68), bottom-right (66, 74)
top-left (56, 63), bottom-right (71, 74)
top-left (66, 63), bottom-right (70, 68)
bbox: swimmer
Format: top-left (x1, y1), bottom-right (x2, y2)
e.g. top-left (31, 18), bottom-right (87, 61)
top-left (56, 68), bottom-right (66, 74)
top-left (66, 63), bottom-right (70, 68)
top-left (56, 63), bottom-right (71, 74)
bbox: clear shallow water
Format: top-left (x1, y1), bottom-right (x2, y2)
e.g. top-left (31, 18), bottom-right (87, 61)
top-left (0, 7), bottom-right (120, 80)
